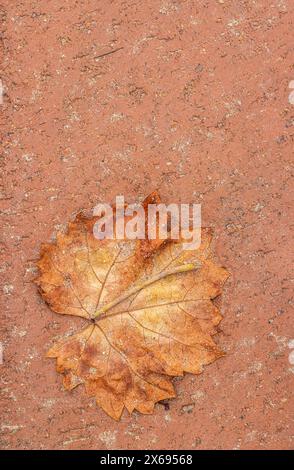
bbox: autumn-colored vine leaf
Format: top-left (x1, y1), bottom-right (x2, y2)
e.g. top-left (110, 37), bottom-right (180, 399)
top-left (36, 192), bottom-right (229, 420)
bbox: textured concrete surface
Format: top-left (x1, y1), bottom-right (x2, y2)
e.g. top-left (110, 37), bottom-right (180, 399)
top-left (1, 0), bottom-right (293, 450)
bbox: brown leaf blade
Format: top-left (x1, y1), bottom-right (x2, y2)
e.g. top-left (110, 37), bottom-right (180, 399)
top-left (37, 193), bottom-right (229, 420)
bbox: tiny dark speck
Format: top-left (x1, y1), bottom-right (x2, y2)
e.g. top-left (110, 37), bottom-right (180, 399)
top-left (159, 399), bottom-right (170, 411)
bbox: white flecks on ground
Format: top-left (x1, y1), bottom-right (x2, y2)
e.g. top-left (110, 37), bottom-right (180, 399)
top-left (11, 326), bottom-right (27, 338)
top-left (191, 437), bottom-right (202, 448)
top-left (99, 430), bottom-right (118, 449)
top-left (269, 332), bottom-right (288, 349)
top-left (233, 438), bottom-right (243, 450)
top-left (124, 423), bottom-right (144, 440)
top-left (253, 202), bottom-right (265, 213)
top-left (110, 113), bottom-right (125, 122)
top-left (269, 335), bottom-right (294, 370)
top-left (237, 336), bottom-right (256, 348)
top-left (3, 284), bottom-right (14, 294)
top-left (288, 350), bottom-right (294, 365)
top-left (289, 80), bottom-right (294, 104)
top-left (159, 2), bottom-right (179, 15)
top-left (148, 434), bottom-right (158, 445)
top-left (181, 403), bottom-right (195, 414)
top-left (41, 398), bottom-right (56, 409)
top-left (63, 437), bottom-right (89, 446)
top-left (0, 78), bottom-right (4, 104)
top-left (25, 266), bottom-right (38, 275)
top-left (22, 153), bottom-right (34, 162)
top-left (2, 388), bottom-right (17, 401)
top-left (1, 424), bottom-right (23, 434)
top-left (248, 361), bottom-right (263, 373)
top-left (27, 347), bottom-right (39, 360)
top-left (190, 390), bottom-right (205, 401)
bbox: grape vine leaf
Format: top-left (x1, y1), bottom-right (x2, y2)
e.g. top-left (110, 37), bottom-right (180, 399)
top-left (36, 192), bottom-right (229, 420)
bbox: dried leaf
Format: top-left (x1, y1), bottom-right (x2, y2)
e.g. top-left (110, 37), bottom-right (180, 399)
top-left (36, 192), bottom-right (229, 420)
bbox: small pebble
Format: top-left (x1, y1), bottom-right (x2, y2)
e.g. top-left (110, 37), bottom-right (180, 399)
top-left (181, 403), bottom-right (195, 414)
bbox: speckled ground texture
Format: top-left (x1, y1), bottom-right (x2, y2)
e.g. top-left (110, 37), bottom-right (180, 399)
top-left (1, 0), bottom-right (294, 451)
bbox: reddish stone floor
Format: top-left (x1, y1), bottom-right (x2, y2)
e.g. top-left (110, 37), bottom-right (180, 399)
top-left (1, 0), bottom-right (293, 449)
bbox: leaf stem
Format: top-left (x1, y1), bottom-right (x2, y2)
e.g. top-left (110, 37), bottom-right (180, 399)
top-left (93, 262), bottom-right (200, 319)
